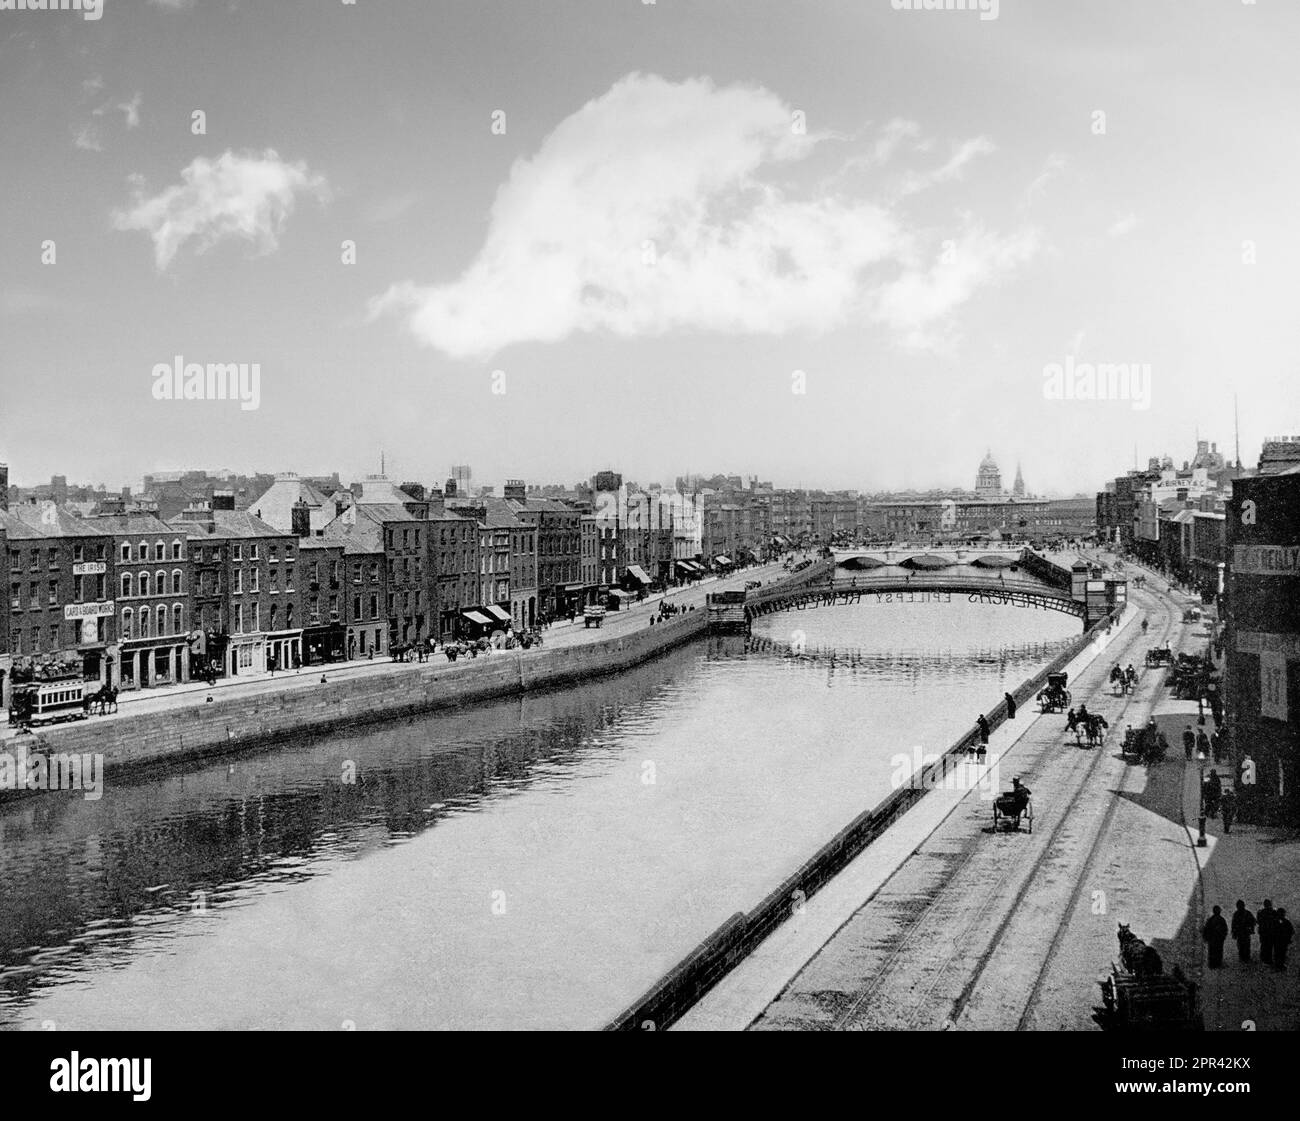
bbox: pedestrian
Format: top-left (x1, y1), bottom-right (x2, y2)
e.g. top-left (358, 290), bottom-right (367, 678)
top-left (1275, 909), bottom-right (1293, 970)
top-left (1211, 729), bottom-right (1224, 765)
top-left (975, 714), bottom-right (990, 761)
top-left (1231, 900), bottom-right (1256, 963)
top-left (1220, 787), bottom-right (1235, 834)
top-left (1203, 905), bottom-right (1228, 968)
top-left (1203, 769), bottom-right (1222, 817)
top-left (1258, 899), bottom-right (1277, 966)
top-left (1005, 692), bottom-right (1017, 720)
top-left (1196, 728), bottom-right (1211, 762)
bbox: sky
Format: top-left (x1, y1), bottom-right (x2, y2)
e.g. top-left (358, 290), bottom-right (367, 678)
top-left (2, 0), bottom-right (1299, 496)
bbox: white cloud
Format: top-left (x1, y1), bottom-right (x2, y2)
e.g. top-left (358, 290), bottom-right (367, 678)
top-left (1024, 153), bottom-right (1066, 207)
top-left (1107, 212), bottom-right (1138, 237)
top-left (113, 149), bottom-right (327, 270)
top-left (118, 92), bottom-right (142, 129)
top-left (73, 123), bottom-right (102, 152)
top-left (371, 74), bottom-right (1035, 360)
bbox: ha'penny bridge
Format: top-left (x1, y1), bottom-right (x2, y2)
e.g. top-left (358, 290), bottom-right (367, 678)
top-left (710, 548), bottom-right (1127, 632)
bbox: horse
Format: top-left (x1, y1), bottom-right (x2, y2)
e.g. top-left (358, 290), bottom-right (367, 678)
top-left (1117, 923), bottom-right (1164, 977)
top-left (1076, 712), bottom-right (1109, 747)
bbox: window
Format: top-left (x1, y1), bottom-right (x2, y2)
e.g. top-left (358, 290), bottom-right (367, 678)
top-left (139, 543), bottom-right (149, 562)
top-left (250, 568), bottom-right (259, 592)
top-left (250, 543), bottom-right (259, 560)
top-left (173, 603), bottom-right (183, 634)
top-left (96, 544), bottom-right (106, 561)
top-left (172, 539), bottom-right (183, 560)
top-left (234, 568), bottom-right (243, 594)
top-left (285, 603), bottom-right (293, 628)
top-left (251, 602), bottom-right (260, 631)
top-left (29, 581), bottom-right (38, 607)
top-left (269, 545), bottom-right (278, 563)
top-left (172, 569), bottom-right (183, 594)
top-left (235, 603), bottom-right (244, 634)
top-left (352, 595), bottom-right (361, 619)
top-left (352, 562), bottom-right (362, 584)
top-left (233, 544), bottom-right (242, 561)
top-left (139, 607), bottom-right (151, 638)
top-left (269, 604), bottom-right (279, 631)
top-left (270, 569), bottom-right (280, 594)
top-left (139, 572), bottom-right (150, 597)
top-left (121, 573), bottom-right (133, 598)
top-left (9, 583), bottom-right (19, 610)
top-left (50, 624), bottom-right (60, 649)
top-left (28, 551), bottom-right (38, 571)
top-left (311, 561), bottom-right (320, 584)
top-left (156, 569), bottom-right (167, 595)
top-left (74, 544), bottom-right (84, 563)
top-left (285, 567), bottom-right (294, 592)
top-left (47, 548), bottom-right (58, 570)
top-left (156, 604), bottom-right (167, 636)
top-left (285, 543), bottom-right (294, 561)
top-left (48, 581), bottom-right (57, 605)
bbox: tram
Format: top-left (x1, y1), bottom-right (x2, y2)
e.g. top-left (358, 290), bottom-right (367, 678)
top-left (8, 674), bottom-right (89, 729)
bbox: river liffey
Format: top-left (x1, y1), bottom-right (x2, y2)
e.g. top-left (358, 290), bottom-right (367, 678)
top-left (0, 598), bottom-right (1079, 1030)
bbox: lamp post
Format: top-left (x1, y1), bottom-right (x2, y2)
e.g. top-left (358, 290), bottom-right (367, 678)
top-left (1197, 749), bottom-right (1208, 847)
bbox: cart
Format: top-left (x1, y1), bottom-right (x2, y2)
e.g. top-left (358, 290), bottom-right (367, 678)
top-left (1096, 965), bottom-right (1203, 1031)
top-left (992, 789), bottom-right (1033, 833)
top-left (1036, 671), bottom-right (1070, 713)
top-left (584, 605), bottom-right (606, 629)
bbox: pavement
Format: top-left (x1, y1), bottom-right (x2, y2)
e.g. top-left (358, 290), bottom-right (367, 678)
top-left (0, 559), bottom-right (795, 741)
top-left (675, 555), bottom-right (1300, 1031)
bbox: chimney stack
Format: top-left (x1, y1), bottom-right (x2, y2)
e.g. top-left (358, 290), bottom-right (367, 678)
top-left (291, 498), bottom-right (311, 539)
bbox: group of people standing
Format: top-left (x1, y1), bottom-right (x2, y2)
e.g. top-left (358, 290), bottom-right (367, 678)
top-left (1202, 900), bottom-right (1293, 970)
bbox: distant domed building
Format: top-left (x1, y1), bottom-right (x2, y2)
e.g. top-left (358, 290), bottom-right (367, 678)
top-left (975, 451), bottom-right (1003, 498)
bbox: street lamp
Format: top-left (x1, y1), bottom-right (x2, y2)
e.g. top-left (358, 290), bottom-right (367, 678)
top-left (1196, 749), bottom-right (1208, 847)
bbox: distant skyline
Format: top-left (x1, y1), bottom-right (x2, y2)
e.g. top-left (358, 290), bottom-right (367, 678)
top-left (3, 1), bottom-right (1299, 494)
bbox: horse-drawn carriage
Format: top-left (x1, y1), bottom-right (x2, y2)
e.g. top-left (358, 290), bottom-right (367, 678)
top-left (1095, 924), bottom-right (1202, 1031)
top-left (1170, 652), bottom-right (1218, 700)
top-left (1182, 607), bottom-right (1202, 623)
top-left (1037, 671), bottom-right (1070, 714)
top-left (1144, 643), bottom-right (1173, 668)
top-left (992, 781), bottom-right (1033, 833)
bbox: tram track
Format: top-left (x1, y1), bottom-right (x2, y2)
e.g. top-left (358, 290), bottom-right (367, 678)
top-left (954, 585), bottom-right (1184, 1030)
top-left (824, 587), bottom-right (1179, 1031)
top-left (1007, 568), bottom-right (1200, 1030)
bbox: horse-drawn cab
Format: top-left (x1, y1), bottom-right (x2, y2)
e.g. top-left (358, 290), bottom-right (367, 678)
top-left (992, 780), bottom-right (1033, 833)
top-left (1182, 607), bottom-right (1202, 623)
top-left (1144, 643), bottom-right (1173, 668)
top-left (1037, 671), bottom-right (1070, 714)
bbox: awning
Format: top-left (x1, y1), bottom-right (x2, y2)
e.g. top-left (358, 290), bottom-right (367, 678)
top-left (608, 589), bottom-right (634, 600)
top-left (626, 564), bottom-right (651, 584)
top-left (484, 605), bottom-right (512, 624)
top-left (675, 560), bottom-right (696, 572)
top-left (714, 555), bottom-right (732, 566)
top-left (563, 582), bottom-right (586, 592)
top-left (461, 610), bottom-right (493, 626)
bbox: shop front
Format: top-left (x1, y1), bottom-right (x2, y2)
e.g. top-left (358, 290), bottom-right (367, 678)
top-left (265, 630), bottom-right (303, 672)
top-left (228, 633), bottom-right (267, 677)
top-left (118, 636), bottom-right (190, 690)
top-left (303, 623), bottom-right (346, 665)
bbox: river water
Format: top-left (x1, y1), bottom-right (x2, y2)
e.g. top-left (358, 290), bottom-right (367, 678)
top-left (0, 597), bottom-right (1078, 1030)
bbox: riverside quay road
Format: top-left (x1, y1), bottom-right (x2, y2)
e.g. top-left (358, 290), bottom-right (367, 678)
top-left (676, 560), bottom-right (1300, 1033)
